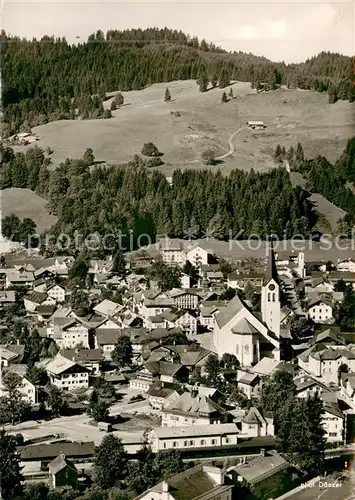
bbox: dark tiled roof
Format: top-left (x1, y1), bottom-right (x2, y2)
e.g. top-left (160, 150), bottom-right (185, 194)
top-left (19, 441), bottom-right (95, 460)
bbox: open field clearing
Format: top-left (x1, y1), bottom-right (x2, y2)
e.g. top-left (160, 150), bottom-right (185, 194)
top-left (1, 188), bottom-right (57, 233)
top-left (24, 80), bottom-right (354, 172)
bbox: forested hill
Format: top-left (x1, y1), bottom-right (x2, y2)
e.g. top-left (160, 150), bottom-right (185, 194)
top-left (3, 27), bottom-right (354, 134)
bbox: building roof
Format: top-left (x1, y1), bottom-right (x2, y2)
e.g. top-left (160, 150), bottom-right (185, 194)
top-left (242, 407), bottom-right (271, 425)
top-left (231, 317), bottom-right (259, 335)
top-left (48, 453), bottom-right (77, 475)
top-left (162, 391), bottom-right (224, 418)
top-left (0, 344), bottom-right (25, 361)
top-left (215, 295), bottom-right (245, 329)
top-left (233, 451), bottom-right (289, 485)
top-left (153, 423), bottom-right (239, 439)
top-left (20, 441), bottom-right (95, 461)
top-left (265, 244), bottom-right (279, 285)
top-left (144, 361), bottom-right (186, 377)
top-left (44, 354), bottom-right (89, 375)
top-left (61, 348), bottom-right (103, 363)
top-left (251, 357), bottom-right (280, 376)
top-left (147, 381), bottom-right (180, 399)
top-left (0, 290), bottom-right (16, 303)
top-left (93, 299), bottom-right (123, 317)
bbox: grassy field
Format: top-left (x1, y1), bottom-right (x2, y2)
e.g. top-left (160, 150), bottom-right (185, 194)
top-left (23, 80), bottom-right (354, 173)
top-left (1, 188), bottom-right (57, 233)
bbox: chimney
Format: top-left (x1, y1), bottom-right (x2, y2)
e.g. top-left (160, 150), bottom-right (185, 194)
top-left (191, 389), bottom-right (198, 398)
top-left (162, 480), bottom-right (169, 492)
top-left (260, 448), bottom-right (265, 457)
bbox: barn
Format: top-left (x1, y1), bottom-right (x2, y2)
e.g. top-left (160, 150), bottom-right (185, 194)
top-left (247, 121), bottom-right (267, 130)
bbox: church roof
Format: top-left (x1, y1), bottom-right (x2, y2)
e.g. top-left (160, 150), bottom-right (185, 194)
top-left (231, 318), bottom-right (259, 335)
top-left (215, 294), bottom-right (245, 329)
top-left (264, 244), bottom-right (279, 285)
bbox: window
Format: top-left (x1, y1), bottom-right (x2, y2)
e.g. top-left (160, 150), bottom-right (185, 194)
top-left (189, 440), bottom-right (194, 446)
top-left (272, 293), bottom-right (275, 302)
top-left (184, 441), bottom-right (188, 447)
top-left (211, 439), bottom-right (217, 445)
top-left (173, 441), bottom-right (177, 448)
top-left (163, 442), bottom-right (166, 449)
top-left (225, 438), bottom-right (230, 443)
top-left (267, 293), bottom-right (271, 301)
top-left (200, 440), bottom-right (206, 445)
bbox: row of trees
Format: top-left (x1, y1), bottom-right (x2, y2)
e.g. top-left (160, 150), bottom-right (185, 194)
top-left (3, 26), bottom-right (353, 133)
top-left (1, 145), bottom-right (316, 251)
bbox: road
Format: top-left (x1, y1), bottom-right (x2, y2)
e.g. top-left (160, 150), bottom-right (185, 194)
top-left (166, 126), bottom-right (245, 167)
top-left (215, 126), bottom-right (244, 160)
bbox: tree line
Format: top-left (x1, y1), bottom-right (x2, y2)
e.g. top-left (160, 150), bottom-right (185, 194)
top-left (0, 146), bottom-right (316, 252)
top-left (3, 27), bottom-right (353, 134)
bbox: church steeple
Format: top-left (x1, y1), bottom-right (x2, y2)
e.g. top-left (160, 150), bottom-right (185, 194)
top-left (261, 242), bottom-right (281, 338)
top-left (264, 242), bottom-right (279, 285)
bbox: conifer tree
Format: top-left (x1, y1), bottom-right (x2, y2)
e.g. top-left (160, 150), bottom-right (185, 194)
top-left (164, 87), bottom-right (171, 102)
top-left (221, 91), bottom-right (228, 103)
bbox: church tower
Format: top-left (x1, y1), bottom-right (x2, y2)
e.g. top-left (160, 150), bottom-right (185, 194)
top-left (261, 244), bottom-right (281, 338)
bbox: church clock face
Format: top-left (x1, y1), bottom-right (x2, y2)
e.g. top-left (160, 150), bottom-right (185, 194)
top-left (269, 284), bottom-right (275, 291)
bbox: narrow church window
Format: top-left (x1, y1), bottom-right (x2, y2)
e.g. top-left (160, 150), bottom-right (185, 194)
top-left (268, 293), bottom-right (271, 301)
top-left (272, 293), bottom-right (275, 302)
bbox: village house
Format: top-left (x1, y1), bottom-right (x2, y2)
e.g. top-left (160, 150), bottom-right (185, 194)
top-left (47, 284), bottom-right (66, 303)
top-left (93, 299), bottom-right (124, 318)
top-left (24, 292), bottom-right (56, 313)
top-left (1, 366), bottom-right (37, 404)
top-left (48, 454), bottom-right (78, 490)
top-left (147, 381), bottom-right (182, 410)
top-left (199, 301), bottom-right (228, 330)
top-left (307, 297), bottom-right (334, 323)
top-left (161, 308), bottom-right (197, 337)
top-left (180, 273), bottom-right (191, 289)
top-left (161, 390), bottom-right (225, 427)
top-left (240, 407), bottom-right (274, 437)
top-left (0, 344), bottom-right (25, 366)
top-left (5, 271), bottom-right (35, 288)
top-left (142, 361), bottom-right (190, 384)
top-left (322, 400), bottom-right (344, 442)
top-left (169, 289), bottom-right (200, 310)
top-left (186, 245), bottom-right (212, 268)
top-left (237, 372), bottom-right (260, 399)
top-left (48, 256), bottom-right (75, 277)
top-left (227, 271), bottom-right (264, 291)
top-left (0, 290), bottom-right (16, 308)
top-left (145, 315), bottom-right (166, 330)
top-left (133, 465), bottom-right (233, 500)
top-left (327, 271), bottom-right (355, 290)
top-left (339, 372), bottom-right (355, 409)
top-left (336, 258), bottom-right (355, 273)
top-left (40, 354), bottom-right (90, 391)
top-left (60, 348), bottom-right (103, 375)
top-left (298, 346), bottom-right (355, 385)
top-left (294, 375), bottom-right (330, 399)
top-left (229, 450), bottom-right (291, 499)
top-left (160, 241), bottom-right (187, 267)
top-left (49, 317), bottom-right (90, 349)
top-left (148, 423), bottom-right (239, 452)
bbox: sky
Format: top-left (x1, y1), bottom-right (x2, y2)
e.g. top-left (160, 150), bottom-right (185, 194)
top-left (2, 0), bottom-right (354, 62)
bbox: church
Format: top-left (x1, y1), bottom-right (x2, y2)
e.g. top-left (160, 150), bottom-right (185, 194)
top-left (213, 245), bottom-right (282, 365)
